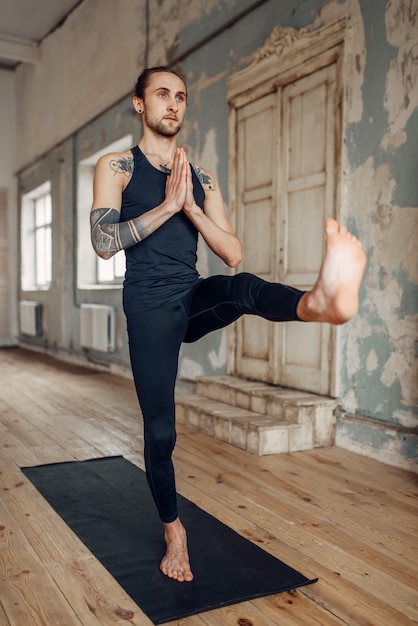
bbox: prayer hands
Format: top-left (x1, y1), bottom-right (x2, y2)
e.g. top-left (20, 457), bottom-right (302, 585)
top-left (165, 148), bottom-right (197, 216)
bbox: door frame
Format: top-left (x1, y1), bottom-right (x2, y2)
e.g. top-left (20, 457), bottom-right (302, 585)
top-left (226, 18), bottom-right (348, 397)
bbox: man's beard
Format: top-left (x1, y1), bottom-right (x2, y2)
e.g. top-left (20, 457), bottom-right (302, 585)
top-left (144, 113), bottom-right (182, 136)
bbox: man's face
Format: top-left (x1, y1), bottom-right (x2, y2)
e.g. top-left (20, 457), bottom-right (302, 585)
top-left (140, 72), bottom-right (187, 137)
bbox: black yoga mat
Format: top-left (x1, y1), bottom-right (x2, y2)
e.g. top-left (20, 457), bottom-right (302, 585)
top-left (22, 456), bottom-right (317, 624)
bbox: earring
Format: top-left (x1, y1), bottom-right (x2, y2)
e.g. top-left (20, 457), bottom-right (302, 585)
top-left (138, 109), bottom-right (142, 113)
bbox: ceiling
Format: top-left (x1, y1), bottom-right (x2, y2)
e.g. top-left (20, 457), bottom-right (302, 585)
top-left (0, 0), bottom-right (83, 69)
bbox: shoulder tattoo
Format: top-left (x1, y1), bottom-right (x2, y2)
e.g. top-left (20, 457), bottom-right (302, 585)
top-left (109, 155), bottom-right (134, 177)
top-left (194, 165), bottom-right (217, 191)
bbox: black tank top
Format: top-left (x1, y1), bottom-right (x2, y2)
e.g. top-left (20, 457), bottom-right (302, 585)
top-left (121, 146), bottom-right (205, 312)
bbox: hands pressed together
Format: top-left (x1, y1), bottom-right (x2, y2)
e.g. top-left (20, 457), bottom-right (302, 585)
top-left (164, 146), bottom-right (242, 267)
top-left (165, 148), bottom-right (197, 217)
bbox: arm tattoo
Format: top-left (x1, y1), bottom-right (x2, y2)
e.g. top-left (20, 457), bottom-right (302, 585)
top-left (193, 165), bottom-right (217, 191)
top-left (90, 207), bottom-right (148, 258)
top-left (109, 156), bottom-right (134, 177)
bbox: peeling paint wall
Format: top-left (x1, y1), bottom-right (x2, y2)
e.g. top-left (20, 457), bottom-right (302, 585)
top-left (339, 0), bottom-right (418, 432)
top-left (6, 0), bottom-right (417, 468)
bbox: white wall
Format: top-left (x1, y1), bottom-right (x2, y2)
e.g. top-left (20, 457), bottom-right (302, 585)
top-left (14, 0), bottom-right (220, 172)
top-left (0, 69), bottom-right (17, 344)
top-left (15, 0), bottom-right (146, 171)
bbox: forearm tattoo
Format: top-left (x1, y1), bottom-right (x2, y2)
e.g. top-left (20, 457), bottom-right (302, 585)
top-left (90, 208), bottom-right (147, 258)
top-left (193, 165), bottom-right (216, 191)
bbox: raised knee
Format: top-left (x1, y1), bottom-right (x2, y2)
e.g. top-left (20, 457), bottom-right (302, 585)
top-left (232, 272), bottom-right (264, 312)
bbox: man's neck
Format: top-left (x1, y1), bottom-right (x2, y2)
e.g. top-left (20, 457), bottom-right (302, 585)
top-left (138, 134), bottom-right (178, 172)
top-left (139, 131), bottom-right (177, 161)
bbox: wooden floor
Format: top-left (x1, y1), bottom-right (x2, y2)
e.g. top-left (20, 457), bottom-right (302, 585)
top-left (0, 348), bottom-right (417, 626)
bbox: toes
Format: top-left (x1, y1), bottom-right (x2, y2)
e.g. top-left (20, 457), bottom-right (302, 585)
top-left (168, 568), bottom-right (187, 582)
top-left (161, 557), bottom-right (193, 583)
top-left (325, 219), bottom-right (363, 247)
top-left (325, 218), bottom-right (338, 234)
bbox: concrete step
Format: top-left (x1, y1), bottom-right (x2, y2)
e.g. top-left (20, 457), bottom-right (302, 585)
top-left (175, 390), bottom-right (312, 455)
top-left (175, 376), bottom-right (337, 456)
top-left (196, 375), bottom-right (337, 421)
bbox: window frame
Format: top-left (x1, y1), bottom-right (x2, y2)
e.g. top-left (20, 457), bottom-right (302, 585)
top-left (21, 181), bottom-right (52, 291)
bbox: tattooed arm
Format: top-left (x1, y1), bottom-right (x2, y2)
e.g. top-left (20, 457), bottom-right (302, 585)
top-left (90, 151), bottom-right (186, 260)
top-left (90, 207), bottom-right (145, 260)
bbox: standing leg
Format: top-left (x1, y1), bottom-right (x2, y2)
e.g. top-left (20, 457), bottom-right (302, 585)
top-left (126, 306), bottom-right (193, 582)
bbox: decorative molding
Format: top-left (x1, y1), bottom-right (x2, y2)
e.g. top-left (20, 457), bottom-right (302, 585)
top-left (254, 26), bottom-right (308, 63)
top-left (0, 35), bottom-right (40, 65)
top-left (227, 19), bottom-right (347, 103)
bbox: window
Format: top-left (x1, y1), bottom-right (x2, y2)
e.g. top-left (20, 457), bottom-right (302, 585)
top-left (77, 135), bottom-right (132, 288)
top-left (21, 181), bottom-right (52, 290)
top-left (97, 250), bottom-right (126, 282)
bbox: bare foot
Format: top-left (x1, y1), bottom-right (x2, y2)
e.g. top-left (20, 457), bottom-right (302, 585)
top-left (160, 518), bottom-right (194, 582)
top-left (297, 218), bottom-right (367, 325)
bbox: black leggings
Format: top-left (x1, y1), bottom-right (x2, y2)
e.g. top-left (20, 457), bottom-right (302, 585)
top-left (126, 272), bottom-right (303, 523)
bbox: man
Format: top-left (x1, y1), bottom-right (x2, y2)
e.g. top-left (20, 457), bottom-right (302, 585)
top-left (90, 66), bottom-right (366, 583)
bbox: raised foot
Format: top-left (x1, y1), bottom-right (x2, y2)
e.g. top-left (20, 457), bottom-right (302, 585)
top-left (297, 218), bottom-right (367, 325)
top-left (160, 518), bottom-right (194, 583)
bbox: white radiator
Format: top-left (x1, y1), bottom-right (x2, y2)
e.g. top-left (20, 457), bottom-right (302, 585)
top-left (19, 300), bottom-right (42, 336)
top-left (80, 304), bottom-right (115, 352)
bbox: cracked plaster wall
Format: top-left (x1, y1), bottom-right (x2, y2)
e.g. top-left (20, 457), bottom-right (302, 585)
top-left (338, 0), bottom-right (417, 430)
top-left (307, 0), bottom-right (417, 467)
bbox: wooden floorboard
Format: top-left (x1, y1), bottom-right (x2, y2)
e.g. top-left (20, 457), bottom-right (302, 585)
top-left (0, 347), bottom-right (417, 626)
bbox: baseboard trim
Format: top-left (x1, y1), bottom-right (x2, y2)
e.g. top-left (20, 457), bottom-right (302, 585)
top-left (336, 410), bottom-right (418, 473)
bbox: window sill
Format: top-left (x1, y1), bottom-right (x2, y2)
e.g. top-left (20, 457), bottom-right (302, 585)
top-left (78, 284), bottom-right (123, 291)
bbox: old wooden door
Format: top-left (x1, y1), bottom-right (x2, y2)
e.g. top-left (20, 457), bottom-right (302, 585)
top-left (234, 63), bottom-right (337, 394)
